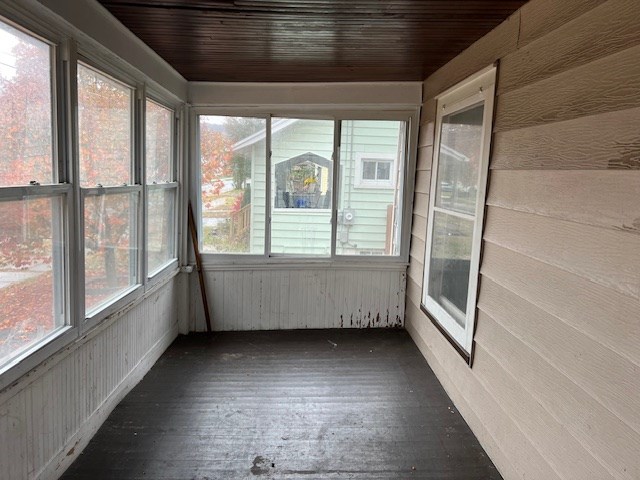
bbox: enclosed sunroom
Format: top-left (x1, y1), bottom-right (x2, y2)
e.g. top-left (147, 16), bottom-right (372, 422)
top-left (0, 0), bottom-right (638, 479)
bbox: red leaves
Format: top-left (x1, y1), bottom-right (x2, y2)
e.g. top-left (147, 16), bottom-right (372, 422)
top-left (200, 126), bottom-right (234, 196)
top-left (0, 271), bottom-right (54, 357)
top-left (0, 199), bottom-right (53, 269)
top-left (0, 42), bottom-right (53, 186)
top-left (231, 193), bottom-right (243, 213)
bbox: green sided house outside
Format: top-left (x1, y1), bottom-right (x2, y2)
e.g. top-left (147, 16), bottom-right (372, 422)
top-left (204, 118), bottom-right (408, 256)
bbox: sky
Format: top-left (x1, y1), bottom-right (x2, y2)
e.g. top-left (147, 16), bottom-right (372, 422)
top-left (0, 24), bottom-right (19, 80)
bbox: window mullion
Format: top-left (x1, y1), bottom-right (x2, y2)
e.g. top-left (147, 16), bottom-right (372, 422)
top-left (330, 119), bottom-right (341, 258)
top-left (265, 115), bottom-right (272, 257)
top-left (67, 41), bottom-right (85, 332)
top-left (136, 86), bottom-right (146, 284)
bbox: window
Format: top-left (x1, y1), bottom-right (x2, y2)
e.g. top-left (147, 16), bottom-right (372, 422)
top-left (355, 155), bottom-right (396, 189)
top-left (0, 19), bottom-right (67, 369)
top-left (78, 63), bottom-right (139, 316)
top-left (363, 159), bottom-right (391, 181)
top-left (421, 66), bottom-right (496, 358)
top-left (197, 115), bottom-right (411, 259)
top-left (146, 99), bottom-right (177, 275)
top-left (271, 118), bottom-right (334, 255)
top-left (338, 120), bottom-right (405, 256)
top-left (199, 115), bottom-right (266, 254)
top-left (0, 11), bottom-right (185, 387)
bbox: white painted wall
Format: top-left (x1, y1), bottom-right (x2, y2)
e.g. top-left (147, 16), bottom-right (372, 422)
top-left (190, 266), bottom-right (406, 331)
top-left (189, 81), bottom-right (422, 108)
top-left (0, 2), bottom-right (188, 479)
top-left (0, 274), bottom-right (183, 480)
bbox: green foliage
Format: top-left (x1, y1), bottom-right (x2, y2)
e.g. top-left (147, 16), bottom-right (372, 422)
top-left (242, 184), bottom-right (251, 208)
top-left (231, 153), bottom-right (250, 189)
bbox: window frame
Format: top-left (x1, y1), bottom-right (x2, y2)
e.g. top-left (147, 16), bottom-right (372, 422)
top-left (0, 14), bottom-right (76, 386)
top-left (144, 96), bottom-right (179, 281)
top-left (190, 107), bottom-right (418, 265)
top-left (354, 153), bottom-right (396, 189)
top-left (76, 60), bottom-right (144, 329)
top-left (421, 65), bottom-right (496, 361)
top-left (0, 6), bottom-right (184, 391)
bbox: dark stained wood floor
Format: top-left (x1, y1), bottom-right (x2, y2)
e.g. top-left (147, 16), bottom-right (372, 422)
top-left (62, 329), bottom-right (501, 479)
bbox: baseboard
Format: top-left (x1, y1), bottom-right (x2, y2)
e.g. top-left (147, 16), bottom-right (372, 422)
top-left (38, 325), bottom-right (179, 480)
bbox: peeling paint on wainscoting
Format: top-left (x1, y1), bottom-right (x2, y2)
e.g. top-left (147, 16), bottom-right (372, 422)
top-left (190, 267), bottom-right (406, 331)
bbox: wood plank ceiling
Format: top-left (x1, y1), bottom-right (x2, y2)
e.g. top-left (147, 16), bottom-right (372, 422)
top-left (98, 0), bottom-right (528, 82)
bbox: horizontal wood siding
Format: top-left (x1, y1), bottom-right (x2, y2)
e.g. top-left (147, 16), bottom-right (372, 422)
top-left (251, 120), bottom-right (401, 255)
top-left (491, 107), bottom-right (640, 170)
top-left (190, 267), bottom-right (405, 331)
top-left (0, 275), bottom-right (181, 480)
top-left (407, 0), bottom-right (640, 479)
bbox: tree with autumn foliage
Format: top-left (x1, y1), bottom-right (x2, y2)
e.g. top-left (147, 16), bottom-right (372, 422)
top-left (0, 31), bottom-right (57, 359)
top-left (0, 38), bottom-right (53, 270)
top-left (200, 122), bottom-right (234, 207)
top-left (77, 64), bottom-right (136, 301)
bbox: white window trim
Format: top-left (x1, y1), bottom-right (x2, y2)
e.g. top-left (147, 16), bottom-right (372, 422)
top-left (421, 65), bottom-right (496, 359)
top-left (0, 17), bottom-right (73, 383)
top-left (354, 153), bottom-right (396, 189)
top-left (191, 108), bottom-right (419, 265)
top-left (0, 4), bottom-right (185, 392)
top-left (144, 97), bottom-right (179, 280)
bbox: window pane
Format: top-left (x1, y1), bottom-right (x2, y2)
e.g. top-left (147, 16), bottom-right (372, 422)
top-left (0, 197), bottom-right (65, 367)
top-left (0, 21), bottom-right (53, 186)
top-left (428, 212), bottom-right (473, 327)
top-left (362, 161), bottom-right (376, 180)
top-left (271, 118), bottom-right (333, 255)
top-left (200, 115), bottom-right (265, 254)
top-left (337, 120), bottom-right (404, 256)
top-left (78, 64), bottom-right (132, 187)
top-left (435, 103), bottom-right (484, 215)
top-left (377, 161), bottom-right (391, 180)
top-left (147, 187), bottom-right (175, 274)
top-left (84, 192), bottom-right (138, 314)
top-left (146, 100), bottom-right (173, 183)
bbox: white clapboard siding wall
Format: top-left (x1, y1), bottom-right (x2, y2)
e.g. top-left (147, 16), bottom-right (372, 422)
top-left (406, 0), bottom-right (640, 479)
top-left (0, 275), bottom-right (182, 480)
top-left (190, 267), bottom-right (406, 331)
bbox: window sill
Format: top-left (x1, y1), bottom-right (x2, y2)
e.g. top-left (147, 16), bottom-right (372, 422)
top-left (272, 208), bottom-right (330, 214)
top-left (198, 257), bottom-right (409, 271)
top-left (420, 302), bottom-right (472, 366)
top-left (147, 258), bottom-right (179, 290)
top-left (0, 325), bottom-right (76, 394)
top-left (0, 267), bottom-right (180, 398)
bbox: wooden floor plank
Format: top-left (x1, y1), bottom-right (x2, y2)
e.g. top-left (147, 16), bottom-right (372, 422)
top-left (61, 329), bottom-right (501, 479)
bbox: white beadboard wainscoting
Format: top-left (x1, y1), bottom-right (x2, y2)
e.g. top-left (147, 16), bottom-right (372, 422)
top-left (190, 264), bottom-right (407, 331)
top-left (0, 273), bottom-right (184, 480)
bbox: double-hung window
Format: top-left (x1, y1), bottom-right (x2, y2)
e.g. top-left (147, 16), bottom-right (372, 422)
top-left (421, 66), bottom-right (496, 358)
top-left (0, 19), bottom-right (68, 370)
top-left (0, 11), bottom-right (183, 387)
top-left (77, 63), bottom-right (140, 318)
top-left (196, 115), bottom-right (411, 258)
top-left (146, 99), bottom-right (177, 276)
